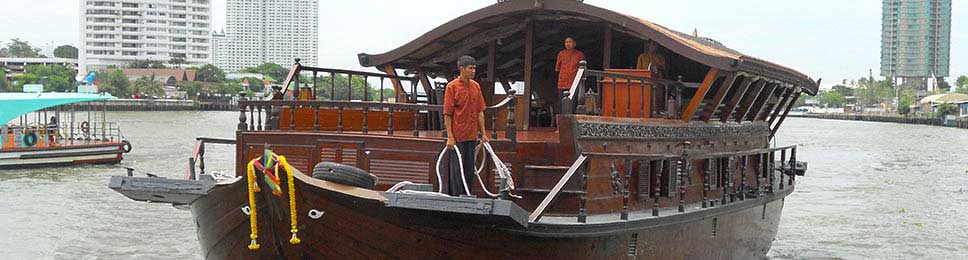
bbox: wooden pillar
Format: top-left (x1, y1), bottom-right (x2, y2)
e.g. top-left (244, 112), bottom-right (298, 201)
top-left (699, 73), bottom-right (737, 122)
top-left (485, 41), bottom-right (497, 105)
top-left (682, 68), bottom-right (720, 122)
top-left (522, 21), bottom-right (534, 130)
top-left (602, 25), bottom-right (612, 70)
top-left (383, 65), bottom-right (406, 103)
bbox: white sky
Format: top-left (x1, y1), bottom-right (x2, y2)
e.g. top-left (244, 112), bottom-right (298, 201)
top-left (0, 0), bottom-right (964, 89)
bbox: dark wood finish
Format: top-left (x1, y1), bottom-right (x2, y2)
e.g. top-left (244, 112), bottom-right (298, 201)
top-left (522, 20), bottom-right (534, 130)
top-left (718, 77), bottom-right (753, 123)
top-left (699, 73), bottom-right (737, 122)
top-left (733, 80), bottom-right (767, 122)
top-left (682, 68), bottom-right (720, 122)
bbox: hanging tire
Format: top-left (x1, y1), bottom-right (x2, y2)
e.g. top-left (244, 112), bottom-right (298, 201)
top-left (121, 140), bottom-right (133, 153)
top-left (23, 132), bottom-right (38, 147)
top-left (311, 162), bottom-right (377, 189)
top-left (80, 121), bottom-right (90, 134)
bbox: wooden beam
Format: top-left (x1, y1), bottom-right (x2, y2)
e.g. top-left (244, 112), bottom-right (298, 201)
top-left (602, 25), bottom-right (612, 69)
top-left (759, 88), bottom-right (791, 121)
top-left (383, 65), bottom-right (407, 103)
top-left (522, 20), bottom-right (534, 130)
top-left (485, 41), bottom-right (497, 105)
top-left (770, 91), bottom-right (802, 138)
top-left (718, 76), bottom-right (754, 123)
top-left (417, 71), bottom-right (434, 103)
top-left (748, 83), bottom-right (780, 121)
top-left (699, 73), bottom-right (737, 122)
top-left (732, 80), bottom-right (767, 122)
top-left (768, 89), bottom-right (796, 124)
top-left (739, 82), bottom-right (775, 121)
top-left (529, 155), bottom-right (589, 223)
top-left (681, 68), bottom-right (720, 122)
top-left (498, 77), bottom-right (512, 93)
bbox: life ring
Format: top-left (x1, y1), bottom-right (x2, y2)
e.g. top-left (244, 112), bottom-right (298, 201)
top-left (80, 121), bottom-right (90, 134)
top-left (121, 140), bottom-right (133, 153)
top-left (23, 131), bottom-right (38, 147)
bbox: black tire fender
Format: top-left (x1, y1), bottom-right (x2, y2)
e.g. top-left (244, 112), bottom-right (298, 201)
top-left (121, 140), bottom-right (133, 153)
top-left (311, 162), bottom-right (378, 189)
top-left (23, 131), bottom-right (38, 147)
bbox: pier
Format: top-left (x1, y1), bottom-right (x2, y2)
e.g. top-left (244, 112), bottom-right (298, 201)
top-left (790, 113), bottom-right (968, 129)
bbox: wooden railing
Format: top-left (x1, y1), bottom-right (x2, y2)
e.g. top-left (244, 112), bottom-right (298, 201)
top-left (561, 61), bottom-right (687, 119)
top-left (236, 89), bottom-right (519, 142)
top-left (280, 61), bottom-right (426, 103)
top-left (529, 144), bottom-right (801, 223)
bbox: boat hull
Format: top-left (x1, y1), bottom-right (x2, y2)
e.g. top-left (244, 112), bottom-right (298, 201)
top-left (190, 175), bottom-right (791, 260)
top-left (0, 143), bottom-right (124, 169)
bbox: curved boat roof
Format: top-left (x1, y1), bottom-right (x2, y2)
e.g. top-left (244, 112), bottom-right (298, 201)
top-left (358, 0), bottom-right (818, 94)
top-left (0, 93), bottom-right (115, 124)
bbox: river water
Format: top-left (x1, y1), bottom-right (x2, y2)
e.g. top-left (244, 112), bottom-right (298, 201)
top-left (1, 113), bottom-right (966, 259)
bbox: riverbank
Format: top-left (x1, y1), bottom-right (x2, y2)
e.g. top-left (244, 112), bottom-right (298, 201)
top-left (790, 113), bottom-right (968, 129)
top-left (65, 99), bottom-right (236, 111)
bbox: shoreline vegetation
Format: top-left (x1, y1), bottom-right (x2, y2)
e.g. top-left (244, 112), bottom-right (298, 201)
top-left (790, 113), bottom-right (968, 129)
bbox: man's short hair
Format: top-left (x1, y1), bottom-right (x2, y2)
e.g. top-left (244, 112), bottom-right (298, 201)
top-left (458, 55), bottom-right (477, 68)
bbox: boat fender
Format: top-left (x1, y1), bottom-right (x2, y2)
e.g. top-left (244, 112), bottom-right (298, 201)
top-left (311, 162), bottom-right (378, 189)
top-left (23, 131), bottom-right (38, 147)
top-left (80, 121), bottom-right (90, 134)
top-left (121, 140), bottom-right (133, 153)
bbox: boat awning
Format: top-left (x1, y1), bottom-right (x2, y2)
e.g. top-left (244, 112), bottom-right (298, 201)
top-left (0, 93), bottom-right (116, 124)
top-left (358, 0), bottom-right (818, 94)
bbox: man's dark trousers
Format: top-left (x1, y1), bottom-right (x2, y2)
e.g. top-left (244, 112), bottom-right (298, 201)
top-left (448, 140), bottom-right (477, 196)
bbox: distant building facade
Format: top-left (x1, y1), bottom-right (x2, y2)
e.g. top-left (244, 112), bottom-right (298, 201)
top-left (0, 58), bottom-right (79, 79)
top-left (218, 0), bottom-right (318, 72)
top-left (79, 0), bottom-right (213, 74)
top-left (880, 0), bottom-right (952, 90)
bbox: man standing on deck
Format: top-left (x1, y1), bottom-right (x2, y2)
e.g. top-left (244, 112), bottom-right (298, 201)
top-left (637, 40), bottom-right (667, 79)
top-left (444, 55), bottom-right (489, 196)
top-left (556, 37), bottom-right (586, 100)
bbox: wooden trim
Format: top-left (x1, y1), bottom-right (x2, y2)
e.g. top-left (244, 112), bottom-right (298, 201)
top-left (529, 154), bottom-right (588, 223)
top-left (681, 68), bottom-right (720, 122)
top-left (699, 73), bottom-right (737, 122)
top-left (383, 65), bottom-right (407, 103)
top-left (759, 88), bottom-right (790, 121)
top-left (718, 76), bottom-right (754, 123)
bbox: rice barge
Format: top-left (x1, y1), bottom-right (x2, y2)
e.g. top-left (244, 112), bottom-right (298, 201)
top-left (1, 92), bottom-right (131, 168)
top-left (110, 0), bottom-right (816, 259)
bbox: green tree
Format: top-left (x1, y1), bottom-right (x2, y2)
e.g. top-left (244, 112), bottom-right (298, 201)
top-left (242, 63), bottom-right (289, 84)
top-left (168, 57), bottom-right (187, 68)
top-left (0, 70), bottom-right (8, 92)
top-left (2, 38), bottom-right (43, 58)
top-left (97, 69), bottom-right (132, 97)
top-left (53, 45), bottom-right (78, 59)
top-left (24, 65), bottom-right (77, 92)
top-left (897, 87), bottom-right (915, 116)
top-left (314, 74), bottom-right (393, 101)
top-left (193, 64), bottom-right (225, 83)
top-left (831, 84), bottom-right (853, 97)
top-left (818, 90), bottom-right (847, 108)
top-left (935, 103), bottom-right (959, 118)
top-left (133, 76), bottom-right (165, 97)
top-left (128, 59), bottom-right (166, 69)
top-left (956, 76), bottom-right (968, 94)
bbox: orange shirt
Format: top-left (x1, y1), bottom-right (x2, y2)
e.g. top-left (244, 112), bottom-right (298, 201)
top-left (556, 49), bottom-right (586, 89)
top-left (443, 78), bottom-right (486, 142)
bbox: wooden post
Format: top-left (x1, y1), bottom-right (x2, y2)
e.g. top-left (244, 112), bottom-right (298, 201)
top-left (522, 20), bottom-right (534, 130)
top-left (602, 25), bottom-right (612, 69)
top-left (237, 92), bottom-right (248, 131)
top-left (682, 68), bottom-right (720, 122)
top-left (383, 65), bottom-right (406, 103)
top-left (485, 41), bottom-right (497, 105)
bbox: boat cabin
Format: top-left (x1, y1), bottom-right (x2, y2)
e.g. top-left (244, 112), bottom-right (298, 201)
top-left (228, 0), bottom-right (817, 222)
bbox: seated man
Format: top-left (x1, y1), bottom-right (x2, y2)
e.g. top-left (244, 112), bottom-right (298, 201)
top-left (636, 40), bottom-right (667, 79)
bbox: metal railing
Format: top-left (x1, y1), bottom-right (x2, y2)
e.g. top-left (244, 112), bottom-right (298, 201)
top-left (186, 137), bottom-right (235, 181)
top-left (280, 62), bottom-right (427, 104)
top-left (528, 144), bottom-right (800, 223)
top-left (561, 61), bottom-right (687, 119)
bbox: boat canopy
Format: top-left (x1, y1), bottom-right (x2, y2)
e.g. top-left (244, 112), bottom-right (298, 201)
top-left (0, 93), bottom-right (116, 124)
top-left (358, 0), bottom-right (818, 94)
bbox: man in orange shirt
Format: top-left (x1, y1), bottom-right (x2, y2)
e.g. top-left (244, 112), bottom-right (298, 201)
top-left (444, 55), bottom-right (489, 196)
top-left (556, 37), bottom-right (586, 94)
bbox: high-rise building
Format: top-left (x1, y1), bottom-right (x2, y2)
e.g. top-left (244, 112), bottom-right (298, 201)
top-left (880, 0), bottom-right (952, 89)
top-left (218, 0), bottom-right (318, 72)
top-left (79, 0), bottom-right (213, 74)
top-left (212, 30), bottom-right (229, 70)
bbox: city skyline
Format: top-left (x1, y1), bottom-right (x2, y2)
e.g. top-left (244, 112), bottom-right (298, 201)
top-left (1, 0), bottom-right (965, 89)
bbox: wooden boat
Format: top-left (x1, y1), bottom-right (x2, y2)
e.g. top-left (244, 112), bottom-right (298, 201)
top-left (111, 0), bottom-right (816, 259)
top-left (1, 92), bottom-right (131, 168)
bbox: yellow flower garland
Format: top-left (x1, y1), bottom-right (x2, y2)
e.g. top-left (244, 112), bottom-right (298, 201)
top-left (246, 159), bottom-right (261, 250)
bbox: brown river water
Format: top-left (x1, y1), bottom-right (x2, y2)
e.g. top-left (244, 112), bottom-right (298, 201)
top-left (0, 112), bottom-right (966, 259)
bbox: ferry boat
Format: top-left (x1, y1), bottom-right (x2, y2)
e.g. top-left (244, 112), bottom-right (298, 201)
top-left (111, 1), bottom-right (815, 259)
top-left (1, 92), bottom-right (131, 168)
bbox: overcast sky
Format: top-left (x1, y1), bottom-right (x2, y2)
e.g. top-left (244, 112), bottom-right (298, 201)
top-left (0, 0), bottom-right (964, 89)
